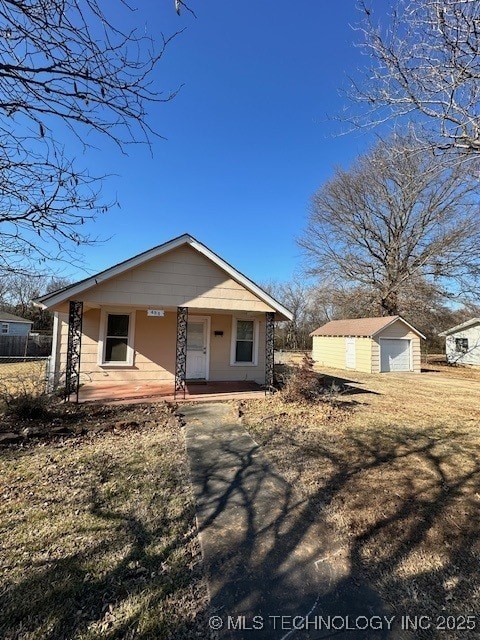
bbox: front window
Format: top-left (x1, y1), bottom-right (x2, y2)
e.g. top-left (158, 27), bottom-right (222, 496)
top-left (231, 318), bottom-right (258, 365)
top-left (1, 323), bottom-right (8, 334)
top-left (236, 320), bottom-right (254, 362)
top-left (99, 311), bottom-right (135, 366)
top-left (455, 338), bottom-right (468, 354)
top-left (105, 314), bottom-right (129, 361)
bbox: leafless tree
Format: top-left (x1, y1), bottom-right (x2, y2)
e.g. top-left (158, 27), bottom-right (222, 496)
top-left (299, 133), bottom-right (480, 316)
top-left (0, 0), bottom-right (179, 276)
top-left (351, 0), bottom-right (480, 153)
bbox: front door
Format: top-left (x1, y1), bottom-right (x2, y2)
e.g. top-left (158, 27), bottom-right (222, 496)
top-left (186, 317), bottom-right (209, 379)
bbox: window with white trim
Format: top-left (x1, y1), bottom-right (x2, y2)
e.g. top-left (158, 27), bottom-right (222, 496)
top-left (231, 318), bottom-right (258, 365)
top-left (99, 311), bottom-right (135, 366)
top-left (455, 337), bottom-right (468, 353)
top-left (1, 323), bottom-right (9, 334)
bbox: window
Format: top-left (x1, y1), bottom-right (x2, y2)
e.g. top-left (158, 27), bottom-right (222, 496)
top-left (1, 323), bottom-right (8, 334)
top-left (455, 338), bottom-right (468, 354)
top-left (231, 318), bottom-right (258, 365)
top-left (99, 311), bottom-right (135, 366)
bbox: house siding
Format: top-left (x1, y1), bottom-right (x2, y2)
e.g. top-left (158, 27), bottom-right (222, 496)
top-left (58, 309), bottom-right (267, 385)
top-left (75, 245), bottom-right (273, 313)
top-left (445, 324), bottom-right (480, 366)
top-left (0, 321), bottom-right (31, 336)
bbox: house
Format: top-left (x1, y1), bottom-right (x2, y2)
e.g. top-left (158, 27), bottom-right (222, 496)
top-left (35, 234), bottom-right (292, 399)
top-left (438, 318), bottom-right (480, 366)
top-left (0, 311), bottom-right (33, 337)
top-left (310, 316), bottom-right (425, 373)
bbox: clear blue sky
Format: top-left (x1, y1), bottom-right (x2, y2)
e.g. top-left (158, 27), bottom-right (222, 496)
top-left (68, 0), bottom-right (389, 285)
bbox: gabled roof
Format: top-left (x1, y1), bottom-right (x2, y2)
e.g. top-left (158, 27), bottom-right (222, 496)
top-left (310, 315), bottom-right (425, 339)
top-left (0, 311), bottom-right (33, 324)
top-left (438, 317), bottom-right (480, 337)
top-left (35, 234), bottom-right (293, 320)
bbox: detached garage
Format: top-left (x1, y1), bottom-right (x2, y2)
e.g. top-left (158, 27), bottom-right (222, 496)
top-left (310, 316), bottom-right (425, 374)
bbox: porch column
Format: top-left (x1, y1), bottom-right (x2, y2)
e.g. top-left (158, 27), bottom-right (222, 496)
top-left (65, 301), bottom-right (83, 403)
top-left (265, 312), bottom-right (275, 393)
top-left (175, 306), bottom-right (188, 399)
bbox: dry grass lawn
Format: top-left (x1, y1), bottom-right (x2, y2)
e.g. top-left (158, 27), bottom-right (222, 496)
top-left (241, 364), bottom-right (480, 638)
top-left (0, 360), bottom-right (48, 398)
top-left (0, 404), bottom-right (209, 640)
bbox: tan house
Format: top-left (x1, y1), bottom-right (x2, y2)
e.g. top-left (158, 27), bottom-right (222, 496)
top-left (310, 316), bottom-right (425, 374)
top-left (36, 234), bottom-right (292, 400)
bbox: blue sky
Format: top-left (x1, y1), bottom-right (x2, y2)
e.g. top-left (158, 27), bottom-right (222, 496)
top-left (69, 0), bottom-right (389, 285)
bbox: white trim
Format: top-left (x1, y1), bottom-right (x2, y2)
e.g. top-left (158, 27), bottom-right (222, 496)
top-left (230, 317), bottom-right (259, 366)
top-left (187, 315), bottom-right (211, 380)
top-left (98, 308), bottom-right (136, 367)
top-left (48, 313), bottom-right (60, 390)
top-left (34, 234), bottom-right (293, 321)
top-left (1, 322), bottom-right (9, 335)
top-left (379, 337), bottom-right (413, 372)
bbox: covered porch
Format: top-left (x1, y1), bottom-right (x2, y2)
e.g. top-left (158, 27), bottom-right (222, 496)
top-left (77, 379), bottom-right (265, 404)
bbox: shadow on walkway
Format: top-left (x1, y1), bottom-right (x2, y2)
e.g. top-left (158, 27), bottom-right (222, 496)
top-left (183, 403), bottom-right (395, 639)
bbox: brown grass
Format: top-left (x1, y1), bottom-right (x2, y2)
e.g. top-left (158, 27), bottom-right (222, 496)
top-left (241, 367), bottom-right (480, 638)
top-left (0, 403), bottom-right (210, 640)
top-left (0, 360), bottom-right (48, 397)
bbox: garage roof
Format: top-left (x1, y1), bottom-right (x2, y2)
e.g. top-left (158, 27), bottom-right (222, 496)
top-left (310, 316), bottom-right (425, 339)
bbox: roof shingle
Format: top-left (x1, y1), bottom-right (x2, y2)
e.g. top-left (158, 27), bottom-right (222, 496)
top-left (310, 316), bottom-right (400, 337)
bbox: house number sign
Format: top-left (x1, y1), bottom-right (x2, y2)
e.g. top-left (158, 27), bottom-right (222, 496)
top-left (147, 309), bottom-right (165, 317)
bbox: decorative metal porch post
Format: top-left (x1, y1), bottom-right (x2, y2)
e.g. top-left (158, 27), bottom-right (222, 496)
top-left (175, 306), bottom-right (188, 400)
top-left (265, 312), bottom-right (275, 394)
top-left (65, 301), bottom-right (83, 403)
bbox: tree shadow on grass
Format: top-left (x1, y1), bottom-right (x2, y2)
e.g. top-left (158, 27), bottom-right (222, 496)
top-left (186, 416), bottom-right (480, 639)
top-left (0, 457), bottom-right (209, 640)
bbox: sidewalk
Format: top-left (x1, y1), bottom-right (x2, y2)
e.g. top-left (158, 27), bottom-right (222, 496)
top-left (182, 403), bottom-right (396, 639)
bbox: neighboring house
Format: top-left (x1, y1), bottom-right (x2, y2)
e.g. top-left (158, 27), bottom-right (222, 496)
top-left (438, 318), bottom-right (480, 366)
top-left (0, 312), bottom-right (33, 337)
top-left (310, 316), bottom-right (425, 374)
top-left (35, 234), bottom-right (292, 397)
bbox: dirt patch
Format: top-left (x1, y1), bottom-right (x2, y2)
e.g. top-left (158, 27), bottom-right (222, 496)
top-left (0, 400), bottom-right (179, 446)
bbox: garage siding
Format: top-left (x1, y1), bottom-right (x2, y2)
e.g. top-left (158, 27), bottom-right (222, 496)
top-left (312, 336), bottom-right (372, 373)
top-left (312, 336), bottom-right (347, 369)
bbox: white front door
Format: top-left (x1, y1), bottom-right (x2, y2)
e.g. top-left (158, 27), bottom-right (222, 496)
top-left (186, 317), bottom-right (209, 379)
top-left (345, 337), bottom-right (356, 369)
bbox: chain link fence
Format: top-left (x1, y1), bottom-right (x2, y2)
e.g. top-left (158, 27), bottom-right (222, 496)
top-left (0, 356), bottom-right (51, 398)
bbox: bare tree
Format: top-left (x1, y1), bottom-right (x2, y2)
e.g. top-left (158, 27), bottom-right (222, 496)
top-left (352, 0), bottom-right (480, 153)
top-left (299, 133), bottom-right (480, 315)
top-left (0, 1), bottom-right (179, 275)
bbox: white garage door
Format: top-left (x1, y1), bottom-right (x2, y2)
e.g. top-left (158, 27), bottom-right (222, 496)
top-left (380, 339), bottom-right (411, 372)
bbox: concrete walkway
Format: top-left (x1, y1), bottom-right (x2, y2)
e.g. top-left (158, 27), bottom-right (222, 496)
top-left (182, 403), bottom-right (398, 640)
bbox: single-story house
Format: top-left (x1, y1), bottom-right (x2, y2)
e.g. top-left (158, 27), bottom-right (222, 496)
top-left (310, 316), bottom-right (425, 373)
top-left (35, 234), bottom-right (292, 399)
top-left (0, 311), bottom-right (33, 337)
top-left (438, 318), bottom-right (480, 366)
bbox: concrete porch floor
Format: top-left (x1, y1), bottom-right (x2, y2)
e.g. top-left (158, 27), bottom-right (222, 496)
top-left (77, 380), bottom-right (265, 404)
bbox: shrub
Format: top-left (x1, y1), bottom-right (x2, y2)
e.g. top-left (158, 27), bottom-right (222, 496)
top-left (3, 392), bottom-right (50, 420)
top-left (281, 353), bottom-right (324, 403)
